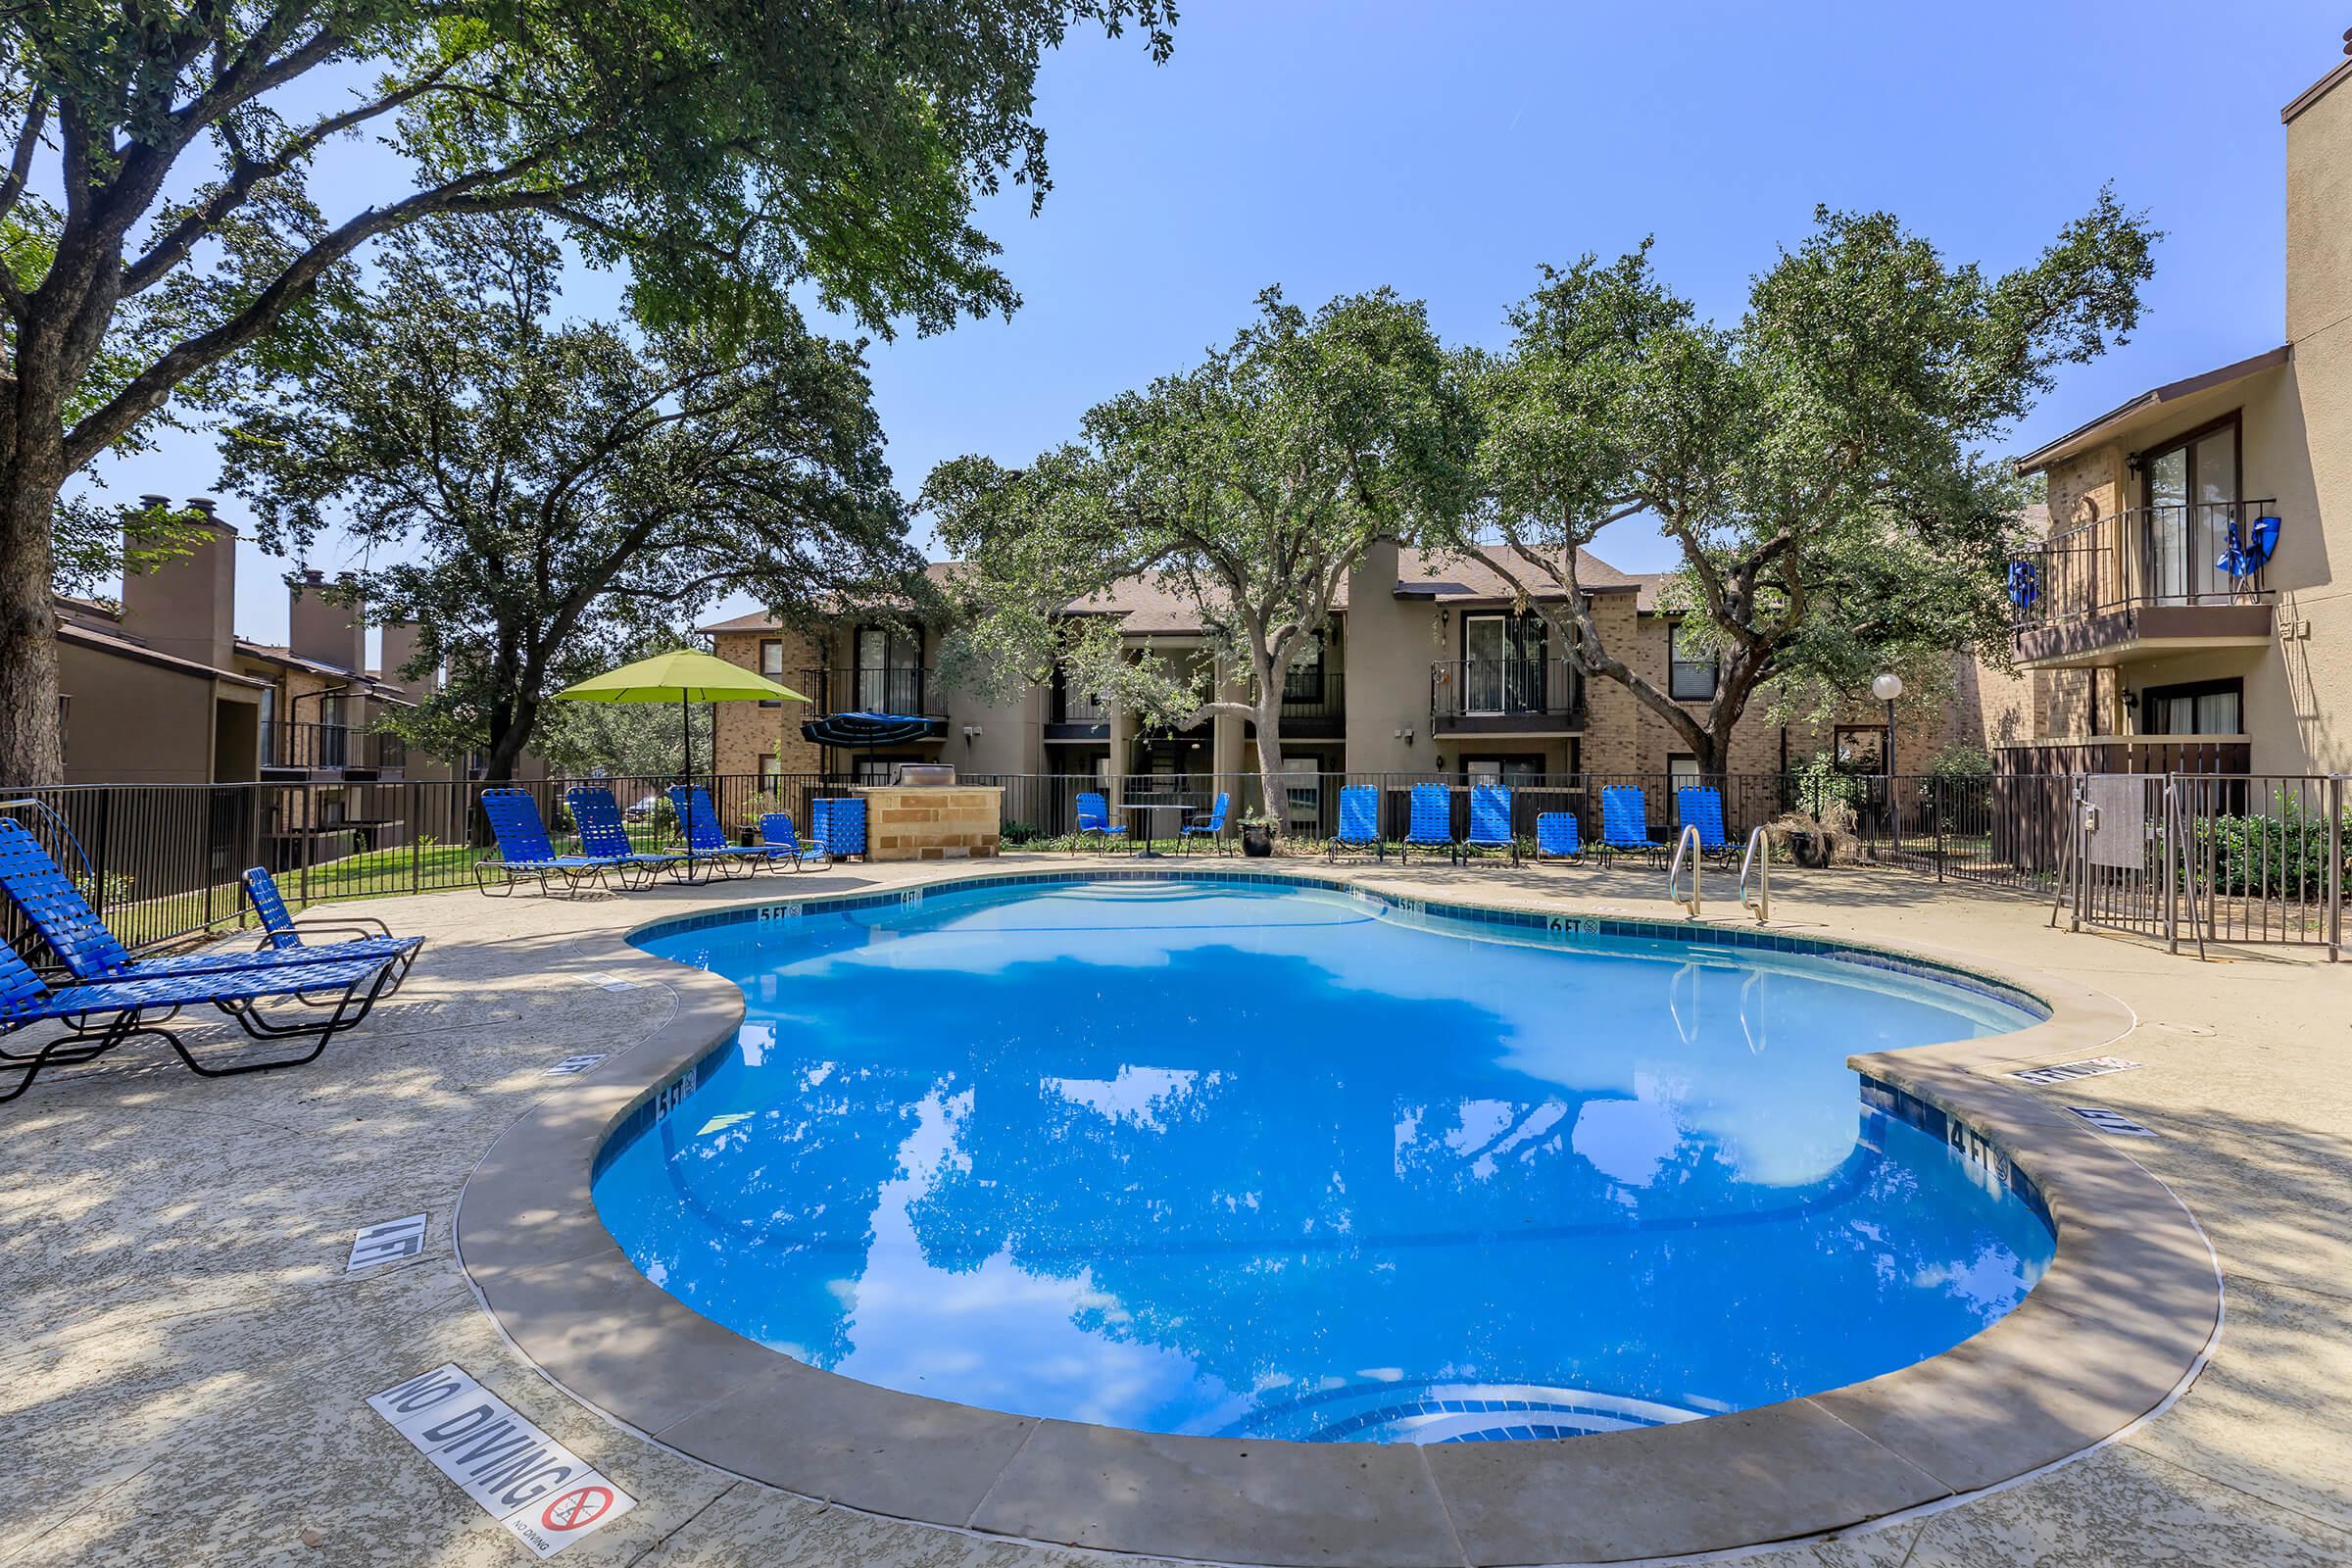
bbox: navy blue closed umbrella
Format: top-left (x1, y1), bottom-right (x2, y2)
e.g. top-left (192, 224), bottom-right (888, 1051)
top-left (802, 711), bottom-right (947, 778)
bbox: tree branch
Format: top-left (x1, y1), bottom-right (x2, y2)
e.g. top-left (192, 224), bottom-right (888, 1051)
top-left (64, 156), bottom-right (609, 467)
top-left (0, 87), bottom-right (48, 234)
top-left (122, 64), bottom-right (457, 296)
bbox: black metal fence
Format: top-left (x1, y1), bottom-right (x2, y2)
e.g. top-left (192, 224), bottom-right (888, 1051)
top-left (1, 767), bottom-right (2341, 963)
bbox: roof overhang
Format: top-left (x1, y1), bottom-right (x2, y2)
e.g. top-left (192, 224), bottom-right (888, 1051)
top-left (2012, 347), bottom-right (2289, 475)
top-left (2283, 58), bottom-right (2352, 123)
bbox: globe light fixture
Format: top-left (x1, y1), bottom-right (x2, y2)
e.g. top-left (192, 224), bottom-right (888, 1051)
top-left (1872, 672), bottom-right (1903, 851)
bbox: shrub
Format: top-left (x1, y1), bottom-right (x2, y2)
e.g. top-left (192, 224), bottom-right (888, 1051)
top-left (2186, 790), bottom-right (2352, 897)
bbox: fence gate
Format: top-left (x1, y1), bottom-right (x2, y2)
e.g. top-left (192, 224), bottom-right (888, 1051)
top-left (2058, 773), bottom-right (2177, 946)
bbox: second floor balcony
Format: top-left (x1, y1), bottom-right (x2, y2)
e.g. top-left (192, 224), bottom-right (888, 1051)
top-left (790, 665), bottom-right (946, 718)
top-left (260, 719), bottom-right (406, 777)
top-left (2008, 501), bottom-right (2279, 668)
top-left (1429, 656), bottom-right (1585, 735)
top-left (1279, 668), bottom-right (1345, 737)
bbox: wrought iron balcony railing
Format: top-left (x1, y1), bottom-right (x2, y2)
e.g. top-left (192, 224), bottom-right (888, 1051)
top-left (1428, 657), bottom-right (1584, 727)
top-left (2009, 501), bottom-right (2279, 631)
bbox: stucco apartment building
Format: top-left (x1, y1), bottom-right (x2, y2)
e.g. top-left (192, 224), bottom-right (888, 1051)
top-left (1993, 50), bottom-right (2352, 779)
top-left (703, 539), bottom-right (1989, 831)
top-left (49, 500), bottom-right (539, 858)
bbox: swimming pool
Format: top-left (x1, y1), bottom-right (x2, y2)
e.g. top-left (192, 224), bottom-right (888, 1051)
top-left (595, 876), bottom-right (2055, 1445)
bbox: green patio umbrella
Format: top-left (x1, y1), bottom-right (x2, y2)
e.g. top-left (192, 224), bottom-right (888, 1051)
top-left (555, 648), bottom-right (808, 781)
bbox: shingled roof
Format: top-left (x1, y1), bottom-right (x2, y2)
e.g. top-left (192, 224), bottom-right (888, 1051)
top-left (699, 544), bottom-right (1661, 636)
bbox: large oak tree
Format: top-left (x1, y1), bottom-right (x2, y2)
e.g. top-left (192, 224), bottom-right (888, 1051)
top-left (0, 0), bottom-right (1173, 781)
top-left (220, 216), bottom-right (919, 782)
top-left (1459, 197), bottom-right (2157, 773)
top-left (928, 286), bottom-right (1475, 822)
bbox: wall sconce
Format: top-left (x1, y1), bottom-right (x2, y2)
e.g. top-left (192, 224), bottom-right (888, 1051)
top-left (1435, 755), bottom-right (1446, 769)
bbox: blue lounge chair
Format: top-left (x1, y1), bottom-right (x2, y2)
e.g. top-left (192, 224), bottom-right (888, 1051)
top-left (759, 812), bottom-right (833, 872)
top-left (1535, 811), bottom-right (1585, 863)
top-left (0, 933), bottom-right (398, 1102)
top-left (1326, 785), bottom-right (1382, 861)
top-left (1180, 792), bottom-right (1233, 856)
top-left (239, 866), bottom-right (425, 991)
top-left (0, 817), bottom-right (401, 991)
top-left (476, 789), bottom-right (625, 896)
top-left (1676, 786), bottom-right (1739, 866)
top-left (1073, 792), bottom-right (1127, 855)
top-left (567, 786), bottom-right (693, 888)
top-left (1401, 783), bottom-right (1456, 865)
top-left (666, 786), bottom-right (768, 878)
top-left (1462, 783), bottom-right (1519, 865)
top-left (1600, 786), bottom-right (1668, 867)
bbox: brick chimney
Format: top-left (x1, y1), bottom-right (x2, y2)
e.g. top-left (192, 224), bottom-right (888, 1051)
top-left (378, 618), bottom-right (433, 695)
top-left (119, 496), bottom-right (237, 672)
top-left (288, 567), bottom-right (367, 673)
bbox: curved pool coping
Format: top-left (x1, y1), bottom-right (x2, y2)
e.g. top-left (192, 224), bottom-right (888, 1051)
top-left (455, 865), bottom-right (2221, 1568)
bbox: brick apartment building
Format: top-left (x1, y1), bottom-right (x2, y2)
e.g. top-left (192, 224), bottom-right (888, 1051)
top-left (703, 539), bottom-right (1993, 831)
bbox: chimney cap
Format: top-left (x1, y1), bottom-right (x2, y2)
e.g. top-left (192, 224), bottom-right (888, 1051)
top-left (137, 493), bottom-right (171, 510)
top-left (185, 496), bottom-right (217, 515)
top-left (298, 566), bottom-right (325, 586)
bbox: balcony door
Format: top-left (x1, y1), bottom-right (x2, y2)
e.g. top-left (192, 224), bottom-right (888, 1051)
top-left (854, 626), bottom-right (920, 714)
top-left (2144, 418), bottom-right (2237, 604)
top-left (1462, 614), bottom-right (1546, 715)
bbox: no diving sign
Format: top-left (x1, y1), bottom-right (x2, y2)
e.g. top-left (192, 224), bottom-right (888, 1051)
top-left (505, 1481), bottom-right (630, 1558)
top-left (368, 1365), bottom-right (635, 1557)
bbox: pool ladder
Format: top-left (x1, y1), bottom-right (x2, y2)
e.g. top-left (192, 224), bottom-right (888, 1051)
top-left (1667, 825), bottom-right (1702, 919)
top-left (1738, 827), bottom-right (1770, 925)
top-left (1669, 825), bottom-right (1773, 924)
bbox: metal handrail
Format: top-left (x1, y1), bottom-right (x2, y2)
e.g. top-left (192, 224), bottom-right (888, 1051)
top-left (1738, 826), bottom-right (1770, 924)
top-left (1667, 823), bottom-right (1702, 919)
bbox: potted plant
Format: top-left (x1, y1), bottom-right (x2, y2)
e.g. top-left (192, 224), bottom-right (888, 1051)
top-left (1239, 813), bottom-right (1277, 858)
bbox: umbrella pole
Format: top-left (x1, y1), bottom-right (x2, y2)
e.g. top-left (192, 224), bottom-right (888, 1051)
top-left (681, 693), bottom-right (692, 786)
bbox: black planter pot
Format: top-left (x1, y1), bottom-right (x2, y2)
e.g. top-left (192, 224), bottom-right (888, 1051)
top-left (1241, 824), bottom-right (1274, 858)
top-left (1788, 828), bottom-right (1832, 869)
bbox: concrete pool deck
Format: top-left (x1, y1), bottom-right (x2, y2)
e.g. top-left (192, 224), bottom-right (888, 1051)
top-left (1, 855), bottom-right (2347, 1566)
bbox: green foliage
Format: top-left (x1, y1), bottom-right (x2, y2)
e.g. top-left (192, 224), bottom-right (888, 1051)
top-left (1458, 196), bottom-right (2159, 770)
top-left (0, 0), bottom-right (1176, 779)
top-left (929, 286), bottom-right (1475, 811)
top-left (219, 217), bottom-right (921, 778)
top-left (2189, 792), bottom-right (2352, 899)
top-left (1791, 751), bottom-right (1863, 817)
top-left (1927, 743), bottom-right (1994, 780)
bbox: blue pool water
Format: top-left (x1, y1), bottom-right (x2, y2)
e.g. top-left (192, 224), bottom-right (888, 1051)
top-left (595, 879), bottom-right (2054, 1444)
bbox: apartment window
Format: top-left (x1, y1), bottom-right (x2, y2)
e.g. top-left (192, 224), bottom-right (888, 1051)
top-left (1668, 754), bottom-right (1702, 789)
top-left (855, 625), bottom-right (921, 712)
top-left (759, 639), bottom-right (785, 708)
top-left (2139, 678), bottom-right (2242, 737)
top-left (855, 758), bottom-right (896, 786)
top-left (1462, 755), bottom-right (1544, 788)
top-left (1462, 613), bottom-right (1548, 714)
top-left (1834, 725), bottom-right (1887, 771)
top-left (2140, 414), bottom-right (2240, 603)
top-left (1668, 624), bottom-right (1718, 702)
top-left (1282, 637), bottom-right (1326, 704)
top-left (760, 754), bottom-right (783, 785)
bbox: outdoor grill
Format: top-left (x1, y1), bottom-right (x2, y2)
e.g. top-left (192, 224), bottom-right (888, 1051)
top-left (892, 762), bottom-right (957, 788)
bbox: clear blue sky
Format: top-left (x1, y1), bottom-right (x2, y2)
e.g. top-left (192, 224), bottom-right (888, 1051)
top-left (90, 0), bottom-right (2351, 653)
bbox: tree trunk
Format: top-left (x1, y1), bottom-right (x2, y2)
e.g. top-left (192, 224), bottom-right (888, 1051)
top-left (0, 442), bottom-right (69, 785)
top-left (481, 696), bottom-right (540, 785)
top-left (1251, 699), bottom-right (1287, 837)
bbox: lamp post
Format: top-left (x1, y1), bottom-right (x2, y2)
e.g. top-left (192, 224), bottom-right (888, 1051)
top-left (1872, 672), bottom-right (1904, 853)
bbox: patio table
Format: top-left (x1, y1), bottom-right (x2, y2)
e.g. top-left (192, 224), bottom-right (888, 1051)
top-left (1123, 802), bottom-right (1190, 859)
